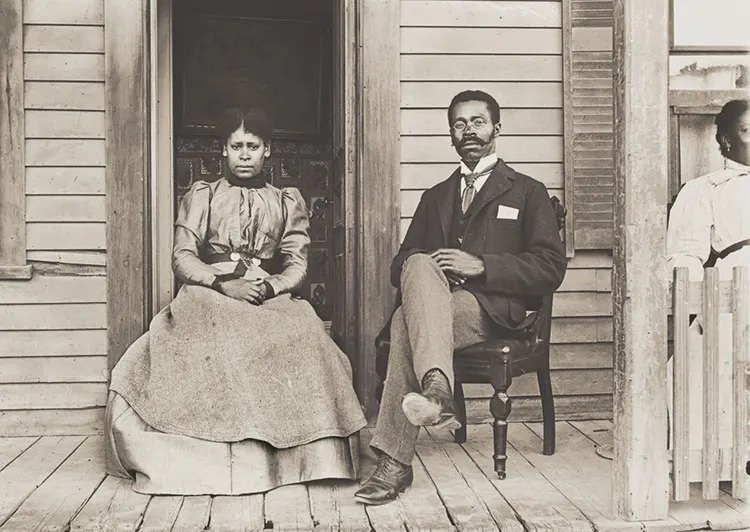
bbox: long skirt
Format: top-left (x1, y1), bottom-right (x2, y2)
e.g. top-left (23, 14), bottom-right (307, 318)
top-left (105, 284), bottom-right (367, 495)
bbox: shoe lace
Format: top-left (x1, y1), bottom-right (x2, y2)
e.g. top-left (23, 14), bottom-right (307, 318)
top-left (373, 456), bottom-right (402, 481)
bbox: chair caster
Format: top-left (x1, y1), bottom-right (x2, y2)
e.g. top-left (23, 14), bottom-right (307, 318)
top-left (496, 471), bottom-right (506, 480)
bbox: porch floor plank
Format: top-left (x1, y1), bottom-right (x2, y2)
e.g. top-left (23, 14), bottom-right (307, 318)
top-left (209, 495), bottom-right (265, 532)
top-left (137, 495), bottom-right (183, 532)
top-left (397, 447), bottom-right (455, 531)
top-left (308, 481), bottom-right (371, 531)
top-left (517, 422), bottom-right (643, 531)
top-left (69, 475), bottom-right (151, 531)
top-left (360, 429), bottom-right (410, 532)
top-left (0, 435), bottom-right (85, 526)
top-left (264, 483), bottom-right (314, 531)
top-left (171, 496), bottom-right (211, 532)
top-left (462, 423), bottom-right (593, 531)
top-left (424, 427), bottom-right (524, 532)
top-left (1, 436), bottom-right (105, 531)
top-left (0, 436), bottom-right (38, 471)
top-left (419, 428), bottom-right (509, 531)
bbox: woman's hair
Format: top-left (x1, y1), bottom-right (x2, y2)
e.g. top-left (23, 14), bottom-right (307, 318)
top-left (715, 99), bottom-right (750, 157)
top-left (218, 107), bottom-right (273, 144)
top-left (447, 90), bottom-right (501, 125)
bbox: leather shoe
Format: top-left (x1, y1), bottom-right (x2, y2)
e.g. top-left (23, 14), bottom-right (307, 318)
top-left (401, 368), bottom-right (460, 430)
top-left (354, 454), bottom-right (413, 506)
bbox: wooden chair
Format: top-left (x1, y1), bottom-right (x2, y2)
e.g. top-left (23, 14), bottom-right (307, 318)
top-left (375, 197), bottom-right (565, 479)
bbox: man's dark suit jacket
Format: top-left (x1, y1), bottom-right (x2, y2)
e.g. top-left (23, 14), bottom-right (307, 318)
top-left (391, 159), bottom-right (567, 334)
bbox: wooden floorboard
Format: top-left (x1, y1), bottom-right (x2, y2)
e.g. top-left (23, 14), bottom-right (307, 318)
top-left (138, 495), bottom-right (183, 532)
top-left (0, 435), bottom-right (85, 527)
top-left (1, 436), bottom-right (105, 531)
top-left (360, 429), bottom-right (409, 532)
top-left (0, 436), bottom-right (38, 471)
top-left (264, 484), bottom-right (314, 531)
top-left (210, 495), bottom-right (265, 531)
top-left (171, 496), bottom-right (211, 532)
top-left (308, 481), bottom-right (370, 531)
top-left (69, 475), bottom-right (151, 531)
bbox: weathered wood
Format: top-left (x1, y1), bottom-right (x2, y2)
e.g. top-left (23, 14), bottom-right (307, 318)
top-left (69, 475), bottom-right (151, 532)
top-left (464, 369), bottom-right (613, 399)
top-left (671, 267), bottom-right (690, 501)
top-left (0, 275), bottom-right (105, 304)
top-left (209, 495), bottom-right (265, 532)
top-left (25, 138), bottom-right (105, 166)
top-left (401, 108), bottom-right (564, 136)
top-left (27, 251), bottom-right (106, 267)
top-left (400, 162), bottom-right (564, 190)
top-left (549, 343), bottom-right (613, 370)
top-left (402, 55), bottom-right (562, 82)
top-left (400, 1), bottom-right (562, 28)
top-left (731, 267), bottom-right (749, 500)
top-left (0, 436), bottom-right (37, 471)
top-left (25, 110), bottom-right (105, 138)
top-left (0, 329), bottom-right (106, 356)
top-left (24, 81), bottom-right (105, 110)
top-left (562, 0), bottom-right (576, 257)
top-left (551, 317), bottom-right (613, 343)
top-left (0, 407), bottom-right (104, 435)
top-left (138, 496), bottom-right (183, 532)
top-left (0, 435), bottom-right (85, 525)
top-left (0, 302), bottom-right (106, 329)
top-left (171, 496), bottom-right (211, 532)
top-left (27, 222), bottom-right (106, 250)
top-left (559, 269), bottom-right (612, 292)
top-left (611, 0), bottom-right (670, 520)
top-left (0, 0), bottom-right (28, 277)
top-left (24, 52), bottom-right (104, 82)
top-left (106, 0), bottom-right (149, 371)
top-left (359, 0), bottom-right (400, 418)
top-left (0, 382), bottom-right (107, 409)
top-left (402, 27), bottom-right (562, 54)
top-left (26, 167), bottom-right (105, 195)
top-left (0, 266), bottom-right (31, 279)
top-left (24, 0), bottom-right (103, 24)
top-left (401, 136), bottom-right (563, 164)
top-left (26, 196), bottom-right (106, 222)
top-left (23, 25), bottom-right (104, 53)
top-left (462, 423), bottom-right (593, 531)
top-left (308, 481), bottom-right (371, 532)
top-left (702, 267), bottom-right (721, 500)
top-left (397, 453), bottom-right (454, 531)
top-left (416, 433), bottom-right (509, 531)
top-left (264, 484), bottom-right (314, 531)
top-left (670, 89), bottom-right (750, 111)
top-left (466, 394), bottom-right (613, 424)
top-left (402, 81), bottom-right (563, 109)
top-left (0, 356), bottom-right (108, 383)
top-left (668, 484), bottom-right (750, 531)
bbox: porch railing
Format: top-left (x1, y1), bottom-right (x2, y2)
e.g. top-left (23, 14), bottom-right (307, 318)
top-left (671, 266), bottom-right (749, 501)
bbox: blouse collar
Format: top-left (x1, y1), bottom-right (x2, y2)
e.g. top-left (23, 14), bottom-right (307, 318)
top-left (707, 158), bottom-right (750, 185)
top-left (226, 174), bottom-right (267, 189)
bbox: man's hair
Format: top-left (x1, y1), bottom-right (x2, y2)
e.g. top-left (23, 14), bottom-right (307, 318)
top-left (715, 99), bottom-right (750, 157)
top-left (447, 90), bottom-right (501, 125)
top-left (218, 107), bottom-right (273, 144)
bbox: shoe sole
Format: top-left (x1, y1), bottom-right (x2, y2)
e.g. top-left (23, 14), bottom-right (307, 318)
top-left (401, 393), bottom-right (462, 431)
top-left (353, 485), bottom-right (410, 506)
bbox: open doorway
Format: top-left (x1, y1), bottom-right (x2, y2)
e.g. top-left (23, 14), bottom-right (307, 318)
top-left (151, 0), bottom-right (358, 370)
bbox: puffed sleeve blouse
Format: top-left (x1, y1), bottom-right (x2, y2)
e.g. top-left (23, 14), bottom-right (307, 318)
top-left (171, 178), bottom-right (310, 296)
top-left (667, 158), bottom-right (750, 281)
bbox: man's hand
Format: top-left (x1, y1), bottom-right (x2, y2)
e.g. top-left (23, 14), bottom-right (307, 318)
top-left (430, 249), bottom-right (485, 279)
top-left (216, 278), bottom-right (267, 305)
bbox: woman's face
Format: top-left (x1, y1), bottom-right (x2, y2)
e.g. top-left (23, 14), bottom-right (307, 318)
top-left (725, 110), bottom-right (750, 166)
top-left (225, 127), bottom-right (271, 179)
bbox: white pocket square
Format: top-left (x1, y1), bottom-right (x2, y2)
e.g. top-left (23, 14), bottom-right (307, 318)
top-left (496, 205), bottom-right (519, 220)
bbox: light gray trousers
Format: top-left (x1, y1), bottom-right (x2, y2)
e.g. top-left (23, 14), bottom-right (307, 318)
top-left (370, 254), bottom-right (494, 465)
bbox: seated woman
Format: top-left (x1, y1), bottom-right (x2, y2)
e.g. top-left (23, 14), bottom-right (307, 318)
top-left (666, 99), bottom-right (750, 462)
top-left (105, 108), bottom-right (367, 495)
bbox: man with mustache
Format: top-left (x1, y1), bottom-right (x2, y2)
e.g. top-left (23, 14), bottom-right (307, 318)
top-left (354, 90), bottom-right (567, 506)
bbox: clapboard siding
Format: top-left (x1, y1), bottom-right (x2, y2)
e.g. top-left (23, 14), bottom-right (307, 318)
top-left (0, 0), bottom-right (108, 435)
top-left (399, 1), bottom-right (613, 420)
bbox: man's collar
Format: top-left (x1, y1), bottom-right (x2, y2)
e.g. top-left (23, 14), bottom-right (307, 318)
top-left (460, 153), bottom-right (498, 176)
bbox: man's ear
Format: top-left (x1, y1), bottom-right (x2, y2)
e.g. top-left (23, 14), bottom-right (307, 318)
top-left (493, 122), bottom-right (502, 138)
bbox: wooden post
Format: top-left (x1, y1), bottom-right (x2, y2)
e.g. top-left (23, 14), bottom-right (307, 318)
top-left (732, 266), bottom-right (749, 500)
top-left (612, 0), bottom-right (670, 520)
top-left (359, 0), bottom-right (400, 418)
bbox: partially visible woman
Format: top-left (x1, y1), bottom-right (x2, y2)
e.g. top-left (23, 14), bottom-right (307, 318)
top-left (105, 108), bottom-right (367, 495)
top-left (666, 99), bottom-right (750, 462)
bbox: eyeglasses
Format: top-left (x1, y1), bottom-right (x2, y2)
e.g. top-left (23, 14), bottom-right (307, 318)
top-left (451, 117), bottom-right (490, 132)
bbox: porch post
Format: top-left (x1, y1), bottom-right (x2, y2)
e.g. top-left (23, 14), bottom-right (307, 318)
top-left (611, 0), bottom-right (670, 521)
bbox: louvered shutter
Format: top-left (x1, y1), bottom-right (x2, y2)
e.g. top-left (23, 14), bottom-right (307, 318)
top-left (563, 0), bottom-right (614, 252)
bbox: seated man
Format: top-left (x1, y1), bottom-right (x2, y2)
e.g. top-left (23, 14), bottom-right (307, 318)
top-left (354, 90), bottom-right (567, 506)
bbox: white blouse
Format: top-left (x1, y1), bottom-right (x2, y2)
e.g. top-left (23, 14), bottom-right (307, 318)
top-left (667, 158), bottom-right (750, 280)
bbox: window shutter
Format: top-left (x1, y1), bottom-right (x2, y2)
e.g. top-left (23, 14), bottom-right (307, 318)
top-left (563, 0), bottom-right (614, 253)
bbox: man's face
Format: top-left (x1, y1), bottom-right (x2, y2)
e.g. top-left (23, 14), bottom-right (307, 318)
top-left (449, 100), bottom-right (501, 162)
top-left (225, 127), bottom-right (271, 179)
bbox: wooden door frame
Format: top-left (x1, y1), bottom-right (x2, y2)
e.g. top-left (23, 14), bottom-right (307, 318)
top-left (106, 0), bottom-right (401, 415)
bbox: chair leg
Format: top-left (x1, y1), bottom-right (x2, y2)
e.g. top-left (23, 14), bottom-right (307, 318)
top-left (490, 354), bottom-right (512, 479)
top-left (537, 366), bottom-right (556, 456)
top-left (453, 380), bottom-right (467, 444)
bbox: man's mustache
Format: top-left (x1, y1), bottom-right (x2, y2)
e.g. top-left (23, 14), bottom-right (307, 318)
top-left (460, 136), bottom-right (488, 147)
